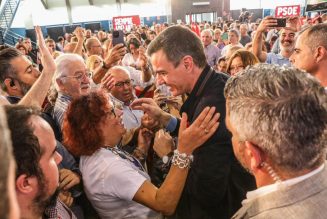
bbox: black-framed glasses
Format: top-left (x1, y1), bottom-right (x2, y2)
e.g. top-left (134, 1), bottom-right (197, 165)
top-left (62, 71), bottom-right (92, 81)
top-left (114, 79), bottom-right (131, 88)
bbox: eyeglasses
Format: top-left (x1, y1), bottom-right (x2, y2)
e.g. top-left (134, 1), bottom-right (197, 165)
top-left (114, 79), bottom-right (131, 88)
top-left (62, 71), bottom-right (92, 81)
top-left (230, 65), bottom-right (244, 73)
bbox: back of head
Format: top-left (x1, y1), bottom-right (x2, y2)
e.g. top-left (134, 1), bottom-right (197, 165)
top-left (147, 25), bottom-right (207, 68)
top-left (63, 90), bottom-right (108, 157)
top-left (224, 64), bottom-right (327, 174)
top-left (0, 48), bottom-right (22, 86)
top-left (0, 106), bottom-right (13, 218)
top-left (4, 105), bottom-right (43, 181)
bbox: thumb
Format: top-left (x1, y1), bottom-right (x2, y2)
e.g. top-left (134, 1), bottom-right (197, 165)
top-left (179, 113), bottom-right (188, 135)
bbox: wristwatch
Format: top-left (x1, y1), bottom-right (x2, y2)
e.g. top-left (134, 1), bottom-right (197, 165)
top-left (162, 152), bottom-right (174, 164)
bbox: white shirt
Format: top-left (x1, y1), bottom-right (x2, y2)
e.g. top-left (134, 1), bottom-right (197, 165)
top-left (123, 66), bottom-right (154, 89)
top-left (243, 164), bottom-right (325, 204)
top-left (110, 95), bottom-right (143, 130)
top-left (80, 148), bottom-right (159, 219)
top-left (122, 53), bottom-right (140, 68)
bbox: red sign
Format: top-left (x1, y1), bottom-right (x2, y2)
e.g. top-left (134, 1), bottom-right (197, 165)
top-left (275, 5), bottom-right (301, 17)
top-left (113, 15), bottom-right (141, 31)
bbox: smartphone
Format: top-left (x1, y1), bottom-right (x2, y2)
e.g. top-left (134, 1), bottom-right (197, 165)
top-left (112, 30), bottom-right (125, 46)
top-left (272, 18), bottom-right (287, 27)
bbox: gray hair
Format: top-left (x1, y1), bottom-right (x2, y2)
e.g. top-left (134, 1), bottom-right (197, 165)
top-left (201, 29), bottom-right (213, 37)
top-left (48, 54), bottom-right (85, 105)
top-left (302, 23), bottom-right (327, 52)
top-left (224, 64), bottom-right (327, 173)
top-left (0, 106), bottom-right (13, 218)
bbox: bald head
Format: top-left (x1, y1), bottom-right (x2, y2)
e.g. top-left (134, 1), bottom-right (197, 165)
top-left (109, 66), bottom-right (133, 104)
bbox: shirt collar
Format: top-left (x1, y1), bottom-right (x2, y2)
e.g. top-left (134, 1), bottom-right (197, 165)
top-left (243, 164), bottom-right (325, 204)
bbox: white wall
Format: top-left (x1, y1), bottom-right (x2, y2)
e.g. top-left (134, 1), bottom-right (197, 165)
top-left (11, 0), bottom-right (170, 28)
top-left (230, 0), bottom-right (306, 10)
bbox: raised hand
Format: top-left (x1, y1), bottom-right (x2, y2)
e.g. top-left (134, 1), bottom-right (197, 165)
top-left (153, 130), bottom-right (174, 158)
top-left (35, 26), bottom-right (56, 74)
top-left (101, 73), bottom-right (115, 92)
top-left (104, 43), bottom-right (126, 68)
top-left (177, 107), bottom-right (220, 155)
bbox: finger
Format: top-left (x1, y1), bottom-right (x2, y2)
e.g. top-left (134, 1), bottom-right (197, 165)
top-left (130, 98), bottom-right (154, 109)
top-left (205, 112), bottom-right (220, 130)
top-left (199, 107), bottom-right (216, 128)
top-left (191, 107), bottom-right (211, 128)
top-left (206, 122), bottom-right (219, 137)
top-left (178, 113), bottom-right (188, 135)
top-left (64, 179), bottom-right (79, 190)
top-left (60, 175), bottom-right (73, 188)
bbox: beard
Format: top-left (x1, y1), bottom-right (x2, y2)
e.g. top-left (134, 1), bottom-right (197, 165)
top-left (280, 40), bottom-right (294, 53)
top-left (16, 79), bottom-right (32, 96)
top-left (32, 170), bottom-right (60, 217)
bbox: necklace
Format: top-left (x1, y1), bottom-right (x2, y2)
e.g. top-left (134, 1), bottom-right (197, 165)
top-left (105, 146), bottom-right (145, 172)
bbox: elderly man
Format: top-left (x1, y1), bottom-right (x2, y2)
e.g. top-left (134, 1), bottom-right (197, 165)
top-left (107, 66), bottom-right (143, 130)
top-left (132, 25), bottom-right (255, 219)
top-left (253, 16), bottom-right (295, 66)
top-left (5, 105), bottom-right (76, 218)
top-left (52, 53), bottom-right (91, 126)
top-left (290, 23), bottom-right (327, 88)
top-left (224, 64), bottom-right (327, 219)
top-left (201, 29), bottom-right (221, 67)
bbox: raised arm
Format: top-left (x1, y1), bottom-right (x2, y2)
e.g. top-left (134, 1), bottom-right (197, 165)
top-left (92, 43), bottom-right (126, 84)
top-left (253, 16), bottom-right (277, 62)
top-left (19, 26), bottom-right (56, 107)
top-left (72, 27), bottom-right (85, 57)
top-left (133, 107), bottom-right (220, 215)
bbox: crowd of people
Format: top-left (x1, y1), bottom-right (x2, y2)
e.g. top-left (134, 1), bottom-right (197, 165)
top-left (0, 9), bottom-right (326, 219)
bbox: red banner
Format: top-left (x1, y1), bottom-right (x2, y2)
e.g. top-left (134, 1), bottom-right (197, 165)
top-left (275, 5), bottom-right (301, 17)
top-left (113, 15), bottom-right (141, 31)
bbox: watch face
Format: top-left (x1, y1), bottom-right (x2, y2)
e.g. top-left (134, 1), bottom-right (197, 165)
top-left (162, 155), bottom-right (169, 164)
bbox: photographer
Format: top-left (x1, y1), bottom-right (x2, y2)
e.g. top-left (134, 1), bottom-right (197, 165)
top-left (253, 16), bottom-right (295, 66)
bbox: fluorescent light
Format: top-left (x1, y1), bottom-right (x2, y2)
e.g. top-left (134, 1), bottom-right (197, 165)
top-left (192, 2), bottom-right (210, 6)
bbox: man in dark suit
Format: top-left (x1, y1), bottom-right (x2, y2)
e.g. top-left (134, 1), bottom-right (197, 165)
top-left (131, 25), bottom-right (255, 219)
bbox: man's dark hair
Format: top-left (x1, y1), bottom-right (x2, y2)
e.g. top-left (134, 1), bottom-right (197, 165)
top-left (147, 25), bottom-right (207, 68)
top-left (0, 48), bottom-right (22, 91)
top-left (4, 105), bottom-right (44, 180)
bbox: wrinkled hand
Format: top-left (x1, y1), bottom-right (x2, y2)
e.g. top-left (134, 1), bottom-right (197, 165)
top-left (101, 73), bottom-right (115, 92)
top-left (153, 130), bottom-right (174, 158)
top-left (137, 128), bottom-right (153, 154)
top-left (131, 98), bottom-right (168, 126)
top-left (104, 43), bottom-right (126, 68)
top-left (177, 107), bottom-right (220, 155)
top-left (59, 169), bottom-right (81, 191)
top-left (141, 113), bottom-right (161, 131)
top-left (35, 26), bottom-right (56, 74)
top-left (257, 16), bottom-right (277, 33)
top-left (59, 191), bottom-right (74, 207)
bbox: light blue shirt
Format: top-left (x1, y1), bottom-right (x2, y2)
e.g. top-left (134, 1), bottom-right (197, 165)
top-left (266, 53), bottom-right (291, 67)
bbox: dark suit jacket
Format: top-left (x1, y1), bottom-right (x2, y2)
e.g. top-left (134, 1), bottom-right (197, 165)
top-left (232, 163), bottom-right (327, 219)
top-left (170, 65), bottom-right (256, 219)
